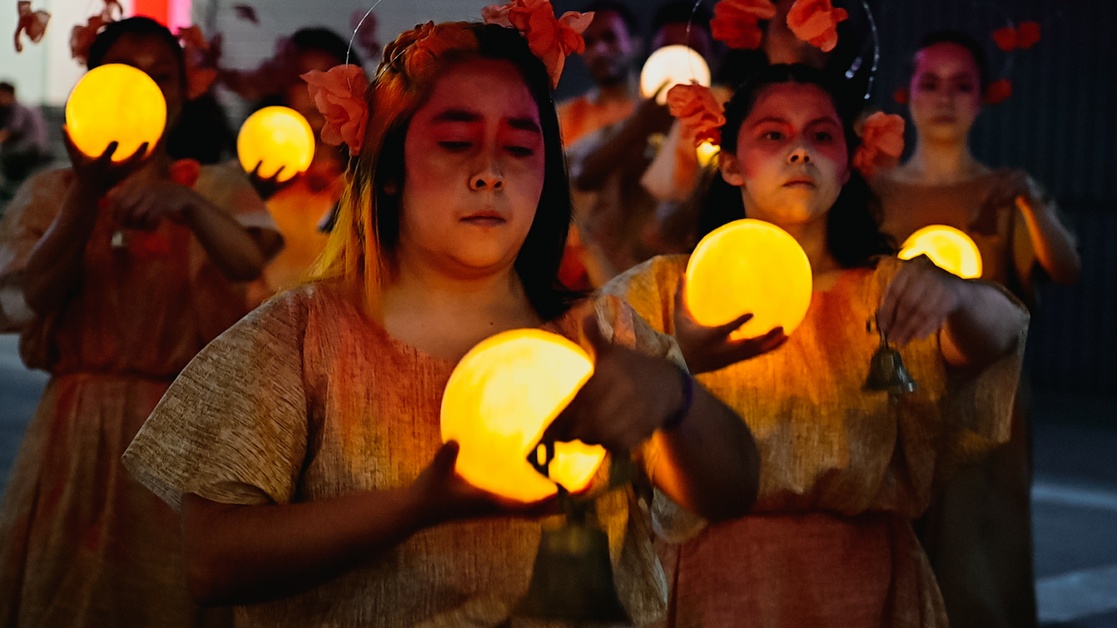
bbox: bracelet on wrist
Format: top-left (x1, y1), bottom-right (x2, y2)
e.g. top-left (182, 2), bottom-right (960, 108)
top-left (662, 366), bottom-right (694, 431)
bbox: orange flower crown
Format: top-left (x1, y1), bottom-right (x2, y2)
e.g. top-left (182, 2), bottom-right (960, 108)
top-left (710, 0), bottom-right (849, 53)
top-left (303, 2), bottom-right (593, 157)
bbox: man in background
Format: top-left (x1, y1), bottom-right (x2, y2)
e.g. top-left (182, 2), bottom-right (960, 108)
top-left (0, 82), bottom-right (51, 201)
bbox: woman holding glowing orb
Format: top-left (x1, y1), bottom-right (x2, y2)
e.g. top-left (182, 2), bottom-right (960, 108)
top-left (871, 31), bottom-right (1082, 628)
top-left (123, 15), bottom-right (758, 626)
top-left (605, 64), bottom-right (1028, 625)
top-left (0, 17), bottom-right (279, 627)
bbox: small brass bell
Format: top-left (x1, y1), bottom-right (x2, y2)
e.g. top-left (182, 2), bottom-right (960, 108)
top-left (515, 443), bottom-right (633, 625)
top-left (864, 317), bottom-right (917, 396)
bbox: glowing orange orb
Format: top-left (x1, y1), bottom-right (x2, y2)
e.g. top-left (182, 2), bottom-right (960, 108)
top-left (685, 218), bottom-right (813, 338)
top-left (640, 45), bottom-right (711, 105)
top-left (440, 329), bottom-right (605, 503)
top-left (237, 106), bottom-right (316, 183)
top-left (898, 225), bottom-right (983, 279)
top-left (64, 63), bottom-right (167, 162)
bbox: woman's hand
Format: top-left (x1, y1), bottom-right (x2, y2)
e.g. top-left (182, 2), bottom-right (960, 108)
top-left (673, 278), bottom-right (787, 374)
top-left (540, 315), bottom-right (690, 452)
top-left (247, 160), bottom-right (298, 201)
top-left (986, 168), bottom-right (1041, 212)
top-left (62, 126), bottom-right (150, 195)
top-left (877, 255), bottom-right (964, 346)
top-left (410, 441), bottom-right (555, 526)
top-left (106, 178), bottom-right (203, 231)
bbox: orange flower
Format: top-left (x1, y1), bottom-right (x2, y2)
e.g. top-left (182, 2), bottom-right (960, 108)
top-left (70, 14), bottom-right (110, 64)
top-left (1016, 21), bottom-right (1041, 49)
top-left (666, 83), bottom-right (726, 147)
top-left (482, 0), bottom-right (594, 88)
top-left (852, 112), bottom-right (904, 180)
top-left (14, 1), bottom-right (50, 53)
top-left (302, 64), bottom-right (369, 156)
top-left (984, 79), bottom-right (1012, 105)
top-left (169, 158), bottom-right (202, 188)
top-left (710, 0), bottom-right (777, 50)
top-left (177, 25), bottom-right (218, 99)
top-left (786, 0), bottom-right (848, 53)
top-left (993, 21), bottom-right (1041, 52)
top-left (394, 22), bottom-right (478, 81)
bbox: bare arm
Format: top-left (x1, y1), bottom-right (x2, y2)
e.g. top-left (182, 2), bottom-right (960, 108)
top-left (878, 257), bottom-right (1028, 369)
top-left (569, 97), bottom-right (673, 191)
top-left (108, 179), bottom-right (268, 282)
top-left (1016, 193), bottom-right (1081, 285)
top-left (181, 441), bottom-right (552, 606)
top-left (23, 137), bottom-right (150, 315)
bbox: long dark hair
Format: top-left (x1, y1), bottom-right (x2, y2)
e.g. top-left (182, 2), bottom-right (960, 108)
top-left (315, 22), bottom-right (579, 320)
top-left (699, 63), bottom-right (894, 268)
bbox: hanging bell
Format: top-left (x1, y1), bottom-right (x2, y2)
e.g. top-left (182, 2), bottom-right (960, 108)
top-left (514, 508), bottom-right (632, 624)
top-left (515, 442), bottom-right (633, 624)
top-left (864, 318), bottom-right (917, 396)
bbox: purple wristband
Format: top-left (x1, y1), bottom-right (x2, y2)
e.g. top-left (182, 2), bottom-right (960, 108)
top-left (662, 366), bottom-right (694, 431)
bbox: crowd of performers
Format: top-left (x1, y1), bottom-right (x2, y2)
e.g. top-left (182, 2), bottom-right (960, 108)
top-left (0, 0), bottom-right (1081, 625)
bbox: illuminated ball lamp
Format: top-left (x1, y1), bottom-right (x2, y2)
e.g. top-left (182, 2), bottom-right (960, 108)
top-left (696, 140), bottom-right (720, 168)
top-left (237, 106), bottom-right (316, 183)
top-left (685, 218), bottom-right (813, 339)
top-left (640, 45), bottom-right (711, 105)
top-left (898, 225), bottom-right (983, 279)
top-left (64, 63), bottom-right (166, 162)
top-left (441, 329), bottom-right (605, 503)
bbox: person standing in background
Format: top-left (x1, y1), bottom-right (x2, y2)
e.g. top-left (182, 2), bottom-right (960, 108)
top-left (0, 81), bottom-right (52, 203)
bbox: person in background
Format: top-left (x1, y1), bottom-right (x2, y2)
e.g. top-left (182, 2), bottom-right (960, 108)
top-left (566, 1), bottom-right (716, 286)
top-left (871, 31), bottom-right (1081, 628)
top-left (229, 27), bottom-right (363, 304)
top-left (556, 0), bottom-right (641, 147)
top-left (0, 17), bottom-right (279, 626)
top-left (605, 64), bottom-right (1029, 626)
top-left (0, 81), bottom-right (52, 202)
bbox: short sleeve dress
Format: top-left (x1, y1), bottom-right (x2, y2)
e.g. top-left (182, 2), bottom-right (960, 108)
top-left (123, 284), bottom-right (676, 627)
top-left (603, 254), bottom-right (1027, 627)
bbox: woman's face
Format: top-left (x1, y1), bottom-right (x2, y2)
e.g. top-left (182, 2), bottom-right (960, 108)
top-left (908, 42), bottom-right (982, 144)
top-left (398, 58), bottom-right (546, 278)
top-left (720, 82), bottom-right (848, 229)
top-left (101, 33), bottom-right (185, 129)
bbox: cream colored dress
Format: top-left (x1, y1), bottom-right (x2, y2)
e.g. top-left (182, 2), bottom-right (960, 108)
top-left (0, 164), bottom-right (276, 627)
top-left (124, 284), bottom-right (676, 627)
top-left (604, 254), bottom-right (1027, 628)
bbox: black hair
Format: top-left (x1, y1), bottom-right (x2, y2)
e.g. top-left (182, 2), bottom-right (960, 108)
top-left (701, 63), bottom-right (895, 268)
top-left (912, 30), bottom-right (990, 88)
top-left (584, 0), bottom-right (638, 37)
top-left (290, 26), bottom-right (363, 68)
top-left (86, 16), bottom-right (186, 87)
top-left (0, 82), bottom-right (14, 95)
top-left (652, 1), bottom-right (712, 33)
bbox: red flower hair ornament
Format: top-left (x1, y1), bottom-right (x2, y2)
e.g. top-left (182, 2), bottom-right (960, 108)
top-left (992, 21), bottom-right (1041, 52)
top-left (786, 0), bottom-right (848, 53)
top-left (983, 79), bottom-right (1012, 105)
top-left (710, 0), bottom-right (777, 50)
top-left (14, 1), bottom-right (50, 53)
top-left (666, 83), bottom-right (726, 147)
top-left (852, 112), bottom-right (904, 180)
top-left (481, 0), bottom-right (594, 88)
top-left (301, 64), bottom-right (369, 156)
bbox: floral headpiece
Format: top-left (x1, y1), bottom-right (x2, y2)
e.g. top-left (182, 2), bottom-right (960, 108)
top-left (302, 65), bottom-right (369, 156)
top-left (14, 1), bottom-right (50, 53)
top-left (481, 0), bottom-right (594, 88)
top-left (710, 0), bottom-right (849, 53)
top-left (69, 0), bottom-right (123, 64)
top-left (666, 83), bottom-right (726, 148)
top-left (303, 2), bottom-right (592, 158)
top-left (177, 25), bottom-right (219, 99)
top-left (852, 111), bottom-right (904, 179)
